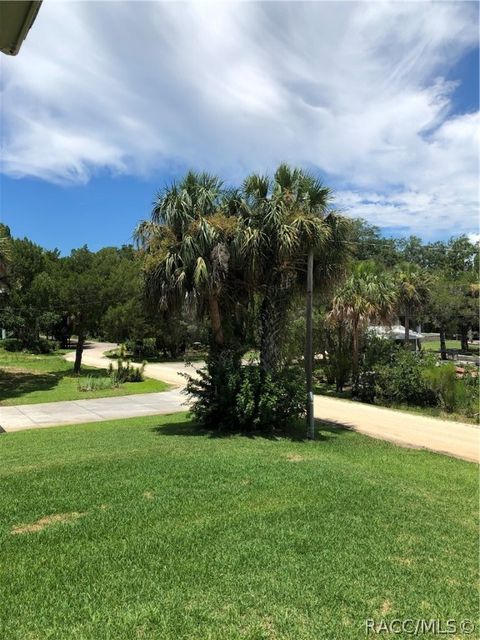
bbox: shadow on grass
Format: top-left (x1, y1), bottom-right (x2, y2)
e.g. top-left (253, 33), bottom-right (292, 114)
top-left (314, 382), bottom-right (352, 400)
top-left (0, 366), bottom-right (110, 403)
top-left (152, 417), bottom-right (350, 443)
top-left (0, 370), bottom-right (63, 402)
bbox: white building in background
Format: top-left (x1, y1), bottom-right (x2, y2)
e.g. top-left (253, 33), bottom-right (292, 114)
top-left (368, 324), bottom-right (424, 351)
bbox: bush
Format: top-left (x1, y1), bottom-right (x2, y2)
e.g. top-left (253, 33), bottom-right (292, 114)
top-left (374, 351), bottom-right (436, 406)
top-left (108, 354), bottom-right (145, 384)
top-left (353, 370), bottom-right (377, 403)
top-left (353, 336), bottom-right (400, 401)
top-left (29, 338), bottom-right (59, 354)
top-left (125, 338), bottom-right (158, 360)
top-left (185, 349), bottom-right (242, 431)
top-left (236, 365), bottom-right (305, 432)
top-left (362, 335), bottom-right (399, 369)
top-left (1, 337), bottom-right (58, 353)
top-left (185, 349), bottom-right (305, 433)
top-left (423, 364), bottom-right (478, 416)
top-left (2, 338), bottom-right (24, 352)
top-left (322, 348), bottom-right (351, 392)
top-left (77, 376), bottom-right (114, 392)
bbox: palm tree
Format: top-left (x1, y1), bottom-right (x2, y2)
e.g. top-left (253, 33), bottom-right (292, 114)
top-left (236, 164), bottom-right (350, 373)
top-left (329, 261), bottom-right (397, 379)
top-left (136, 172), bottom-right (240, 350)
top-left (395, 263), bottom-right (432, 346)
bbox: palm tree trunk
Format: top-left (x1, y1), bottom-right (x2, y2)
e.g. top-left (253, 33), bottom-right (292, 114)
top-left (439, 326), bottom-right (447, 361)
top-left (352, 321), bottom-right (360, 382)
top-left (260, 287), bottom-right (287, 374)
top-left (336, 324), bottom-right (345, 392)
top-left (404, 311), bottom-right (410, 348)
top-left (73, 332), bottom-right (85, 374)
top-left (208, 294), bottom-right (224, 347)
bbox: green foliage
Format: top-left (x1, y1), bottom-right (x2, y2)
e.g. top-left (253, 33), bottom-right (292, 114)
top-left (395, 262), bottom-right (433, 333)
top-left (236, 365), bottom-right (306, 431)
top-left (353, 370), bottom-right (378, 403)
top-left (0, 337), bottom-right (58, 354)
top-left (321, 328), bottom-right (352, 392)
top-left (108, 348), bottom-right (146, 383)
top-left (374, 351), bottom-right (436, 406)
top-left (423, 364), bottom-right (478, 416)
top-left (185, 349), bottom-right (243, 431)
top-left (1, 338), bottom-right (24, 352)
top-left (353, 335), bottom-right (400, 402)
top-left (186, 351), bottom-right (305, 432)
top-left (77, 376), bottom-right (115, 392)
top-left (124, 338), bottom-right (158, 359)
top-left (350, 219), bottom-right (400, 266)
top-left (362, 334), bottom-right (399, 369)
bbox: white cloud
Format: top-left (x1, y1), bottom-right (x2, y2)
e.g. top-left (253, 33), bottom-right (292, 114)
top-left (0, 0), bottom-right (478, 237)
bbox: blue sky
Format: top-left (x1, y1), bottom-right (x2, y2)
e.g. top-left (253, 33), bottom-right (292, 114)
top-left (1, 1), bottom-right (478, 254)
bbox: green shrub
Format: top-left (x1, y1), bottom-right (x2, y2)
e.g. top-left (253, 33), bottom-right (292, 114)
top-left (185, 349), bottom-right (242, 431)
top-left (77, 376), bottom-right (114, 392)
top-left (362, 334), bottom-right (399, 369)
top-left (423, 364), bottom-right (478, 415)
top-left (30, 338), bottom-right (59, 354)
top-left (236, 365), bottom-right (305, 432)
top-left (353, 336), bottom-right (401, 402)
top-left (375, 350), bottom-right (436, 406)
top-left (108, 356), bottom-right (145, 383)
top-left (125, 338), bottom-right (158, 359)
top-left (353, 370), bottom-right (377, 403)
top-left (185, 350), bottom-right (305, 433)
top-left (322, 348), bottom-right (351, 392)
top-left (1, 337), bottom-right (58, 353)
top-left (2, 338), bottom-right (24, 352)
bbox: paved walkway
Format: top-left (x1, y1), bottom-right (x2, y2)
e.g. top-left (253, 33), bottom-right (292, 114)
top-left (0, 342), bottom-right (478, 462)
top-left (0, 390), bottom-right (185, 433)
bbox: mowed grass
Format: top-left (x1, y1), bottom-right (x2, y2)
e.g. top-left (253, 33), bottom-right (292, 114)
top-left (0, 413), bottom-right (477, 639)
top-left (422, 339), bottom-right (479, 354)
top-left (0, 349), bottom-right (169, 405)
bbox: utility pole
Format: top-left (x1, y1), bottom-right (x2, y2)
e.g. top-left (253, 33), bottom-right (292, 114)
top-left (305, 249), bottom-right (314, 440)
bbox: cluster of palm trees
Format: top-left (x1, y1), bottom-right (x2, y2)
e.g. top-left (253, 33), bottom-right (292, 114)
top-left (329, 261), bottom-right (433, 379)
top-left (136, 164), bottom-right (351, 377)
top-left (137, 165), bottom-right (436, 427)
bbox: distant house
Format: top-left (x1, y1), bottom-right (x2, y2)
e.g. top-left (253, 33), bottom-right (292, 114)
top-left (368, 324), bottom-right (423, 351)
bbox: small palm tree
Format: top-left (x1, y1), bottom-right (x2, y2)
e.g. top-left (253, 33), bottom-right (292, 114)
top-left (329, 261), bottom-right (397, 379)
top-left (395, 263), bottom-right (433, 346)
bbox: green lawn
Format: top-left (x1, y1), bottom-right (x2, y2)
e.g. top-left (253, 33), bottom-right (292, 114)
top-left (0, 349), bottom-right (169, 405)
top-left (0, 413), bottom-right (477, 639)
top-left (422, 339), bottom-right (480, 354)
